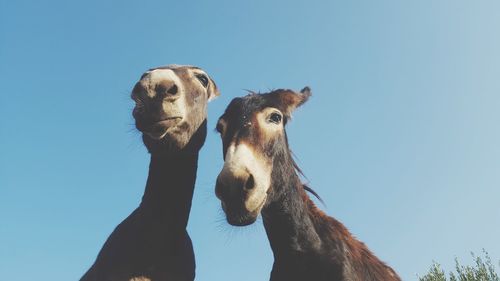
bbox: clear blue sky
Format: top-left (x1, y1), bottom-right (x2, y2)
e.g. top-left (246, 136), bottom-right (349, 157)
top-left (1, 1), bottom-right (499, 280)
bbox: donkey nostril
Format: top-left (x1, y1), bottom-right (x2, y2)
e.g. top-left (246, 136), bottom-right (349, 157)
top-left (244, 174), bottom-right (255, 191)
top-left (167, 84), bottom-right (178, 95)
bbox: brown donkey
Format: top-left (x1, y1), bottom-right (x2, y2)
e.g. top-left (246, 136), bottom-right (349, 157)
top-left (81, 65), bottom-right (219, 281)
top-left (214, 88), bottom-right (400, 281)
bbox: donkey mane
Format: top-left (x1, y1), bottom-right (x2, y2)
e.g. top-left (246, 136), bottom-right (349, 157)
top-left (283, 126), bottom-right (324, 204)
top-left (291, 153), bottom-right (324, 204)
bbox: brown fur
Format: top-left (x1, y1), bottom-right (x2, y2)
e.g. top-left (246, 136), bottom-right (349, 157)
top-left (301, 190), bottom-right (400, 281)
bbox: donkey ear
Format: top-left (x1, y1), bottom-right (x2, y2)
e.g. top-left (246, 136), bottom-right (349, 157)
top-left (207, 77), bottom-right (221, 102)
top-left (276, 86), bottom-right (312, 116)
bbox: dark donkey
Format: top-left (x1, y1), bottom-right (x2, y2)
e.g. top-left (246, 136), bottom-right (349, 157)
top-left (214, 88), bottom-right (400, 281)
top-left (82, 65), bottom-right (219, 281)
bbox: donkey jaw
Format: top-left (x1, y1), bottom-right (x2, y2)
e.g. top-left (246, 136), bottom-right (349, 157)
top-left (144, 117), bottom-right (183, 140)
top-left (221, 201), bottom-right (262, 226)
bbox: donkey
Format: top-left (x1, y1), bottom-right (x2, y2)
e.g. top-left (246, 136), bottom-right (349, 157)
top-left (214, 88), bottom-right (400, 281)
top-left (81, 65), bottom-right (219, 281)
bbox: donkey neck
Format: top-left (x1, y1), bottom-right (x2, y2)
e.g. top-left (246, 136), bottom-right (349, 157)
top-left (262, 176), bottom-right (349, 281)
top-left (139, 151), bottom-right (198, 229)
top-left (262, 176), bottom-right (323, 259)
top-left (262, 175), bottom-right (401, 281)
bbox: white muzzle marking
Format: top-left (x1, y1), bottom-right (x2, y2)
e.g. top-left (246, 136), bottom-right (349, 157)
top-left (221, 143), bottom-right (271, 212)
top-left (146, 68), bottom-right (187, 123)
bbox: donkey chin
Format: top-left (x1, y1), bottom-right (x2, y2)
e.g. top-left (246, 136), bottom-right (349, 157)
top-left (220, 190), bottom-right (268, 226)
top-left (140, 121), bottom-right (198, 153)
top-left (143, 117), bottom-right (183, 140)
top-left (221, 201), bottom-right (260, 226)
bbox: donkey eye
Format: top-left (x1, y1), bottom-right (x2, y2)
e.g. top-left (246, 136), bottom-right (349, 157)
top-left (268, 112), bottom-right (282, 124)
top-left (195, 74), bottom-right (209, 88)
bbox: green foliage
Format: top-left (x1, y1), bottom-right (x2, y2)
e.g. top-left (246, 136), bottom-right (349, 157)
top-left (419, 250), bottom-right (500, 281)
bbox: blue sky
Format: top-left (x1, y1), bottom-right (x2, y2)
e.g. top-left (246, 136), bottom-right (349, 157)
top-left (1, 0), bottom-right (499, 280)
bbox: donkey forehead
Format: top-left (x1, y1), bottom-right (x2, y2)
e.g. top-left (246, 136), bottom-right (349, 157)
top-left (221, 94), bottom-right (283, 123)
top-left (149, 64), bottom-right (201, 72)
top-left (140, 64), bottom-right (206, 81)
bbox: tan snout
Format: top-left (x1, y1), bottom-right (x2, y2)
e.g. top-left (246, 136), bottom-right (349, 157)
top-left (132, 69), bottom-right (187, 139)
top-left (215, 143), bottom-right (271, 219)
top-left (215, 167), bottom-right (261, 226)
top-left (154, 79), bottom-right (180, 102)
top-left (215, 167), bottom-right (255, 202)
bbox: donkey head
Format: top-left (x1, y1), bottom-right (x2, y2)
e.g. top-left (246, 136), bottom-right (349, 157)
top-left (131, 64), bottom-right (219, 154)
top-left (215, 87), bottom-right (311, 226)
